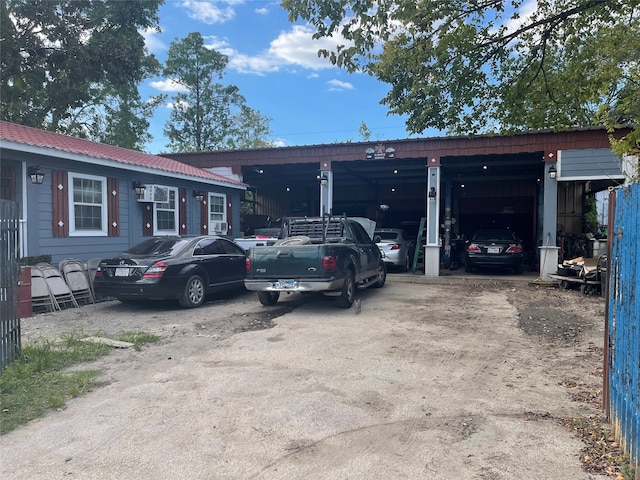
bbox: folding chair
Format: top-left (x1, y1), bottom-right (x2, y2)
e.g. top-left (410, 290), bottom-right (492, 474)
top-left (30, 266), bottom-right (58, 313)
top-left (37, 263), bottom-right (78, 309)
top-left (60, 259), bottom-right (94, 305)
top-left (86, 258), bottom-right (103, 300)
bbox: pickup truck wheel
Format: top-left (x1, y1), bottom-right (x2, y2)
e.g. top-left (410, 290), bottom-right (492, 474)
top-left (336, 271), bottom-right (355, 308)
top-left (258, 291), bottom-right (280, 306)
top-left (179, 275), bottom-right (205, 308)
top-left (372, 261), bottom-right (386, 288)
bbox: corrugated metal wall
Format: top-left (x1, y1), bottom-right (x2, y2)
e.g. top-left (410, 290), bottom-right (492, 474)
top-left (606, 183), bottom-right (639, 476)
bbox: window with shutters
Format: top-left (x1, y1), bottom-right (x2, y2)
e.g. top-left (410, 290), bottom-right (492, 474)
top-left (154, 187), bottom-right (178, 235)
top-left (68, 173), bottom-right (108, 236)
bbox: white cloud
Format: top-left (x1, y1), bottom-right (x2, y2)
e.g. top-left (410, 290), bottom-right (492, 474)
top-left (181, 0), bottom-right (240, 24)
top-left (327, 79), bottom-right (354, 91)
top-left (221, 25), bottom-right (348, 75)
top-left (151, 79), bottom-right (188, 93)
top-left (255, 7), bottom-right (269, 15)
top-left (141, 27), bottom-right (166, 54)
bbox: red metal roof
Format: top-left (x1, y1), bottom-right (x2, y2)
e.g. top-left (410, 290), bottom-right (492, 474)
top-left (0, 121), bottom-right (244, 187)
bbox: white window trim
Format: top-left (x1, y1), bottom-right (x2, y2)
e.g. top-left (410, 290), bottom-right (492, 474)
top-left (208, 193), bottom-right (227, 234)
top-left (153, 186), bottom-right (179, 236)
top-left (68, 172), bottom-right (108, 237)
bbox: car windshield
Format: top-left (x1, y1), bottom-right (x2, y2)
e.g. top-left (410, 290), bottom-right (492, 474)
top-left (376, 232), bottom-right (400, 241)
top-left (474, 230), bottom-right (515, 242)
top-left (124, 238), bottom-right (189, 256)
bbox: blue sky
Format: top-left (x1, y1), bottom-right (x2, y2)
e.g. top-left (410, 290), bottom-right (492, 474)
top-left (140, 0), bottom-right (439, 154)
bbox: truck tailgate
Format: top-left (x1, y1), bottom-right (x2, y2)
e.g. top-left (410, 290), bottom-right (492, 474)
top-left (249, 245), bottom-right (324, 278)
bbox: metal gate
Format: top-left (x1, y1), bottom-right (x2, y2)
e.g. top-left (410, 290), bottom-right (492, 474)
top-left (0, 199), bottom-right (21, 370)
top-left (605, 184), bottom-right (639, 476)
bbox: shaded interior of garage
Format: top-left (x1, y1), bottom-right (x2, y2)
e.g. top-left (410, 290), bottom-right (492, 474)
top-left (240, 151), bottom-right (548, 265)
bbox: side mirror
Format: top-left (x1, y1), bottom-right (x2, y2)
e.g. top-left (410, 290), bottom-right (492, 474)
top-left (373, 235), bottom-right (381, 243)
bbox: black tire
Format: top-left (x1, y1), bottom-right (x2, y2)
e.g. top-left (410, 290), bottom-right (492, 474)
top-left (274, 236), bottom-right (310, 246)
top-left (465, 262), bottom-right (473, 273)
top-left (560, 280), bottom-right (569, 289)
top-left (258, 291), bottom-right (280, 306)
top-left (513, 263), bottom-right (524, 275)
top-left (179, 275), bottom-right (205, 308)
top-left (336, 270), bottom-right (355, 308)
top-left (400, 254), bottom-right (410, 272)
top-left (372, 261), bottom-right (386, 288)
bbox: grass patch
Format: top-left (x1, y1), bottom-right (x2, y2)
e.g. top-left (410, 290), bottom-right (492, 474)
top-left (0, 331), bottom-right (159, 435)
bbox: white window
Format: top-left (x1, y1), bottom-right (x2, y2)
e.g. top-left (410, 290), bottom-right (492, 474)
top-left (68, 173), bottom-right (107, 236)
top-left (154, 186), bottom-right (178, 235)
top-left (208, 193), bottom-right (227, 234)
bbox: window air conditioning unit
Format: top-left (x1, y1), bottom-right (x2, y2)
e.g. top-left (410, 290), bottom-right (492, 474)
top-left (137, 185), bottom-right (169, 203)
top-left (212, 222), bottom-right (228, 234)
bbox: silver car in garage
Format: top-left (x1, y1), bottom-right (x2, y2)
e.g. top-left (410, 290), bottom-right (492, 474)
top-left (375, 228), bottom-right (416, 272)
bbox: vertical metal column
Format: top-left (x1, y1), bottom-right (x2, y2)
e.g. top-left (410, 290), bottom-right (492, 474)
top-left (424, 164), bottom-right (440, 276)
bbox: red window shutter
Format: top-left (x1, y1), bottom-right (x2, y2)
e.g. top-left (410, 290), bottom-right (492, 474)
top-left (51, 170), bottom-right (69, 237)
top-left (142, 202), bottom-right (153, 236)
top-left (226, 197), bottom-right (232, 236)
top-left (108, 178), bottom-right (120, 237)
top-left (179, 187), bottom-right (187, 235)
top-left (200, 197), bottom-right (208, 235)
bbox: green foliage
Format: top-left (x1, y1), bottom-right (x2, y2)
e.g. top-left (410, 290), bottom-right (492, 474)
top-left (282, 0), bottom-right (640, 157)
top-left (18, 255), bottom-right (52, 266)
top-left (584, 196), bottom-right (598, 233)
top-left (358, 121), bottom-right (372, 141)
top-left (162, 32), bottom-right (273, 152)
top-left (0, 331), bottom-right (159, 434)
top-left (0, 0), bottom-right (163, 149)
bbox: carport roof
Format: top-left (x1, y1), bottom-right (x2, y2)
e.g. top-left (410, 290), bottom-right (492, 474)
top-left (0, 121), bottom-right (246, 189)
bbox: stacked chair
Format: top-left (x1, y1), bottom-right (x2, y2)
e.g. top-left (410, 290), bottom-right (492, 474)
top-left (35, 263), bottom-right (79, 310)
top-left (30, 266), bottom-right (58, 313)
top-left (59, 258), bottom-right (94, 305)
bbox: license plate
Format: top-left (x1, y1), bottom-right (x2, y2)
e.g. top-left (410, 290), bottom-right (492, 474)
top-left (115, 267), bottom-right (130, 277)
top-left (274, 279), bottom-right (296, 289)
top-left (487, 247), bottom-right (501, 254)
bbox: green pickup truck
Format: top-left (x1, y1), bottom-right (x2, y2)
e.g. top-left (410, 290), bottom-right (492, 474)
top-left (244, 215), bottom-right (386, 308)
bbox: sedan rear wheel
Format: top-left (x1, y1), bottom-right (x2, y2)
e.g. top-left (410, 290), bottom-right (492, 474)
top-left (179, 275), bottom-right (205, 308)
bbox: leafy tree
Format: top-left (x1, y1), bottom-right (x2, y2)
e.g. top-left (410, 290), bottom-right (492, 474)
top-left (224, 106), bottom-right (274, 149)
top-left (0, 0), bottom-right (163, 149)
top-left (359, 121), bottom-right (372, 141)
top-left (282, 0), bottom-right (639, 155)
top-left (162, 32), bottom-right (272, 152)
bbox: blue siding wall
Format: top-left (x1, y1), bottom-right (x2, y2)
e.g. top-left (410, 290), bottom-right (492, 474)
top-left (560, 148), bottom-right (624, 180)
top-left (607, 183), bottom-right (639, 474)
top-left (16, 155), bottom-right (242, 265)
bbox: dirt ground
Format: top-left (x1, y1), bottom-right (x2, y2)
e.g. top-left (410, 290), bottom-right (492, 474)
top-left (0, 273), bottom-right (615, 480)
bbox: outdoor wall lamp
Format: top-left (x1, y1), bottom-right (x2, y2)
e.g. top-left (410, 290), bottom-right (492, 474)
top-left (319, 175), bottom-right (329, 186)
top-left (193, 190), bottom-right (205, 202)
top-left (132, 181), bottom-right (146, 197)
top-left (28, 166), bottom-right (45, 185)
top-left (548, 164), bottom-right (557, 179)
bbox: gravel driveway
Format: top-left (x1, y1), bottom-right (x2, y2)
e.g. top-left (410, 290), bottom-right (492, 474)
top-left (0, 274), bottom-right (608, 480)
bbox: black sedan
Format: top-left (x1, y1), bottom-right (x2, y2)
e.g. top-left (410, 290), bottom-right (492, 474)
top-left (464, 229), bottom-right (524, 274)
top-left (94, 236), bottom-right (247, 308)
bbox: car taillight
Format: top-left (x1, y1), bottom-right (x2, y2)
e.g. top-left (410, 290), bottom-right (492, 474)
top-left (466, 244), bottom-right (481, 253)
top-left (322, 255), bottom-right (337, 270)
top-left (142, 261), bottom-right (167, 278)
top-left (245, 257), bottom-right (251, 271)
top-left (95, 267), bottom-right (103, 278)
top-left (506, 245), bottom-right (523, 253)
top-left (390, 243), bottom-right (401, 250)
